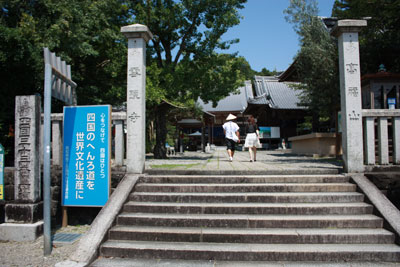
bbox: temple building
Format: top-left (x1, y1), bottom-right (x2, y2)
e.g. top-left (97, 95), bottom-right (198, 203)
top-left (197, 76), bottom-right (306, 149)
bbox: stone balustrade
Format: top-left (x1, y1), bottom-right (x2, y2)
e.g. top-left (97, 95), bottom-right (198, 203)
top-left (362, 109), bottom-right (400, 165)
top-left (43, 112), bottom-right (127, 167)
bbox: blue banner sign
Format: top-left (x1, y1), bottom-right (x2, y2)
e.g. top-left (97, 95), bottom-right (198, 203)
top-left (62, 105), bottom-right (111, 207)
top-left (259, 127), bottom-right (280, 139)
top-left (0, 144), bottom-right (4, 200)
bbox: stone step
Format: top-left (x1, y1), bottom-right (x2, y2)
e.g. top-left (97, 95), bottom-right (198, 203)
top-left (140, 175), bottom-right (349, 184)
top-left (123, 201), bottom-right (373, 215)
top-left (91, 258), bottom-right (400, 267)
top-left (145, 169), bottom-right (340, 176)
top-left (109, 226), bottom-right (395, 244)
top-left (130, 191), bottom-right (365, 203)
top-left (117, 213), bottom-right (383, 228)
top-left (100, 240), bottom-right (400, 262)
top-left (135, 183), bottom-right (356, 193)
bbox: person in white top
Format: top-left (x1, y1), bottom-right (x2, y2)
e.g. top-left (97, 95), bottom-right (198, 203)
top-left (244, 115), bottom-right (261, 162)
top-left (222, 114), bottom-right (240, 162)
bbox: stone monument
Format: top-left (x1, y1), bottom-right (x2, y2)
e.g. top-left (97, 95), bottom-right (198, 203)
top-left (331, 19), bottom-right (367, 173)
top-left (1, 95), bottom-right (43, 241)
top-left (121, 24), bottom-right (153, 173)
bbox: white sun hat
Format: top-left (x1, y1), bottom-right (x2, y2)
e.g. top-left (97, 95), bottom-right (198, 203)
top-left (226, 114), bottom-right (237, 121)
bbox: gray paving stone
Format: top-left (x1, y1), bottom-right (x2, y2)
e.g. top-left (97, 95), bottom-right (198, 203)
top-left (145, 149), bottom-right (342, 174)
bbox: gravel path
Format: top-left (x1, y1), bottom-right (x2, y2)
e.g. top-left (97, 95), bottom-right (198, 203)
top-left (0, 225), bottom-right (89, 267)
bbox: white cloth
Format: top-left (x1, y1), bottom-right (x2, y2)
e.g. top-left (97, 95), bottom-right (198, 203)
top-left (244, 133), bottom-right (261, 148)
top-left (222, 121), bottom-right (239, 141)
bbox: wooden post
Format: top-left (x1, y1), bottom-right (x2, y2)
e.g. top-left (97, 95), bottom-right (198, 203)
top-left (62, 206), bottom-right (68, 227)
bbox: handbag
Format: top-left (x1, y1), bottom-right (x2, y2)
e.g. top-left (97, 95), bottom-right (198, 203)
top-left (256, 130), bottom-right (261, 148)
top-left (256, 137), bottom-right (262, 148)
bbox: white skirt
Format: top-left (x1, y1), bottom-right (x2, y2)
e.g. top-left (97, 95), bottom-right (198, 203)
top-left (244, 133), bottom-right (261, 148)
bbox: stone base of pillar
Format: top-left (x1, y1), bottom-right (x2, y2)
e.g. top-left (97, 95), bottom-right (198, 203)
top-left (5, 202), bottom-right (43, 223)
top-left (0, 200), bottom-right (4, 224)
top-left (0, 221), bottom-right (43, 241)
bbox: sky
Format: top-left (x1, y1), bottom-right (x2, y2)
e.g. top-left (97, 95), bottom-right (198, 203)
top-left (220, 0), bottom-right (336, 72)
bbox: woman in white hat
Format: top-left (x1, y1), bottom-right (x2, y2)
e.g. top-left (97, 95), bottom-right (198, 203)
top-left (222, 113), bottom-right (240, 162)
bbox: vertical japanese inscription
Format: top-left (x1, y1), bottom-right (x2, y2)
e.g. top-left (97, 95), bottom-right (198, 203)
top-left (346, 63), bottom-right (358, 74)
top-left (129, 67), bottom-right (141, 78)
top-left (129, 90), bottom-right (141, 100)
top-left (348, 110), bottom-right (360, 121)
top-left (128, 112), bottom-right (141, 123)
top-left (15, 97), bottom-right (34, 200)
top-left (347, 87), bottom-right (359, 97)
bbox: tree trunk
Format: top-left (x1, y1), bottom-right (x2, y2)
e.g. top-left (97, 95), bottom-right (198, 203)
top-left (153, 103), bottom-right (169, 159)
top-left (311, 112), bottom-right (320, 132)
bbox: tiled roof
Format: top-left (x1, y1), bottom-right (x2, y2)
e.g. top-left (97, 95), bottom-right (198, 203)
top-left (197, 77), bottom-right (305, 113)
top-left (177, 119), bottom-right (202, 125)
top-left (252, 76), bottom-right (305, 110)
top-left (198, 81), bottom-right (250, 113)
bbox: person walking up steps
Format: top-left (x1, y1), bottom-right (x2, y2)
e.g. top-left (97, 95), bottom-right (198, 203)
top-left (244, 115), bottom-right (261, 162)
top-left (222, 114), bottom-right (240, 162)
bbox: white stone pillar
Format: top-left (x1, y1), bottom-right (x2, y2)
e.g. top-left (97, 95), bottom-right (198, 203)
top-left (378, 117), bottom-right (389, 164)
top-left (121, 24), bottom-right (153, 173)
top-left (114, 120), bottom-right (125, 166)
top-left (393, 117), bottom-right (400, 164)
top-left (363, 117), bottom-right (375, 165)
top-left (331, 20), bottom-right (367, 173)
top-left (51, 120), bottom-right (62, 166)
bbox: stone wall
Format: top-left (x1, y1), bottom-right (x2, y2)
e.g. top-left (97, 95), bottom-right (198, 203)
top-left (288, 133), bottom-right (342, 157)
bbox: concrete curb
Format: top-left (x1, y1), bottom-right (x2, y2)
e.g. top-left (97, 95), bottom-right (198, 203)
top-left (56, 173), bottom-right (140, 267)
top-left (350, 174), bottom-right (400, 242)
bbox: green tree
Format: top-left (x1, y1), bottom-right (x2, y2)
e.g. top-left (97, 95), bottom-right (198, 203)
top-left (131, 0), bottom-right (247, 158)
top-left (284, 0), bottom-right (339, 131)
top-left (0, 0), bottom-right (131, 161)
top-left (332, 0), bottom-right (400, 73)
top-left (255, 67), bottom-right (279, 77)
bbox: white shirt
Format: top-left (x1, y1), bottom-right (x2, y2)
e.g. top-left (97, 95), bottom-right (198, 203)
top-left (222, 121), bottom-right (239, 141)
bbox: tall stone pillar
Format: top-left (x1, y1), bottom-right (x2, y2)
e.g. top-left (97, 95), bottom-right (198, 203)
top-left (331, 20), bottom-right (367, 173)
top-left (121, 24), bottom-right (153, 173)
top-left (1, 95), bottom-right (43, 241)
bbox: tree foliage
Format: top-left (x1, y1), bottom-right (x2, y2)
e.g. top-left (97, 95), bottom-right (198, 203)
top-left (130, 0), bottom-right (247, 158)
top-left (0, 0), bottom-right (249, 160)
top-left (256, 67), bottom-right (279, 77)
top-left (0, 0), bottom-right (131, 103)
top-left (0, 0), bottom-right (131, 159)
top-left (284, 0), bottom-right (339, 131)
top-left (332, 0), bottom-right (400, 73)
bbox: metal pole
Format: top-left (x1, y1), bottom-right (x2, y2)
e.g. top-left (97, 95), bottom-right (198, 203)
top-left (43, 63), bottom-right (52, 255)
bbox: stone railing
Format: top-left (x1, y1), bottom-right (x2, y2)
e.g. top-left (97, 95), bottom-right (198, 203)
top-left (43, 112), bottom-right (127, 167)
top-left (362, 109), bottom-right (400, 166)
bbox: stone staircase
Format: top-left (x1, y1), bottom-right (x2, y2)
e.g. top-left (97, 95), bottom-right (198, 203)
top-left (94, 174), bottom-right (400, 264)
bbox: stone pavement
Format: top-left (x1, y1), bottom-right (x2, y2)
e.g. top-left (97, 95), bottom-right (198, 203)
top-left (145, 147), bottom-right (343, 174)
